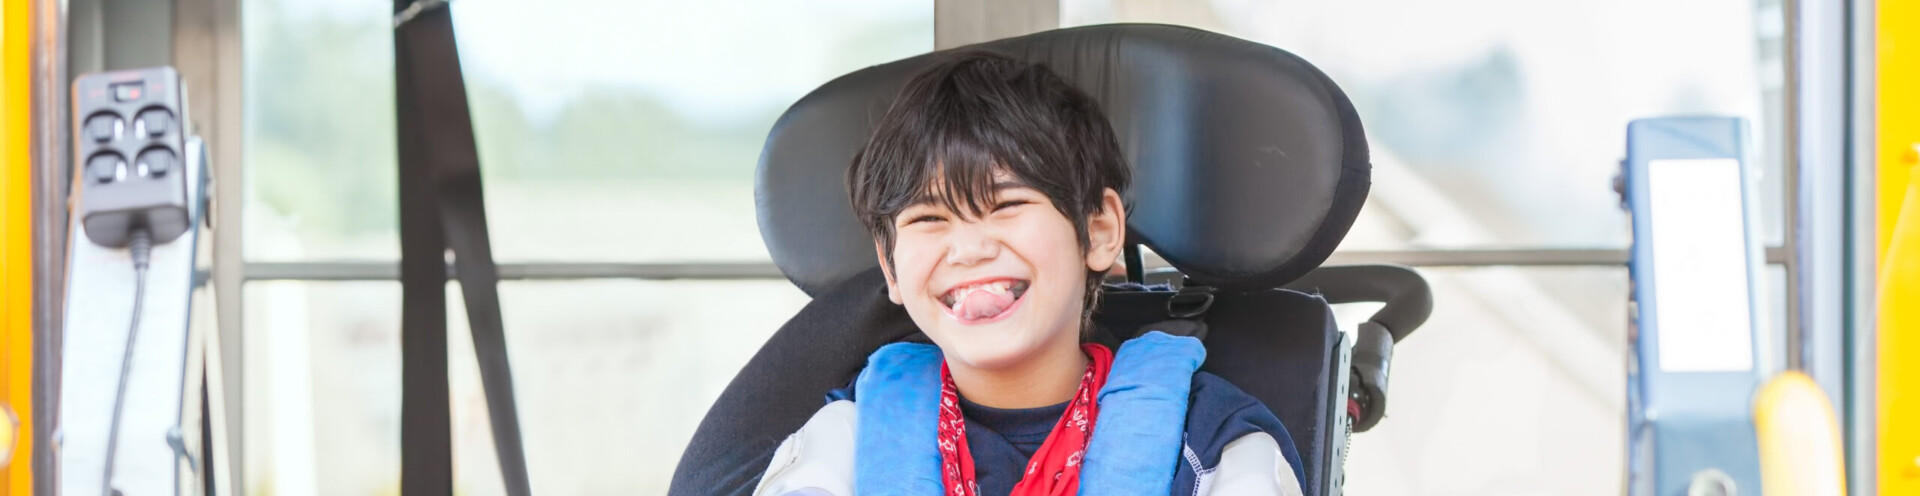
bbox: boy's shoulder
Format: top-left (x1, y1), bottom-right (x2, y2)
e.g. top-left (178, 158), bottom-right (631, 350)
top-left (1184, 371), bottom-right (1280, 437)
top-left (1182, 371), bottom-right (1306, 484)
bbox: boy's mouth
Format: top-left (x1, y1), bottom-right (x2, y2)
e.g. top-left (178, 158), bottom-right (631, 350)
top-left (939, 278), bottom-right (1031, 323)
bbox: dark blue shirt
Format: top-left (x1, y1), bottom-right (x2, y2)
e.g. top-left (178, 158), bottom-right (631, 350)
top-left (957, 396), bottom-right (1067, 496)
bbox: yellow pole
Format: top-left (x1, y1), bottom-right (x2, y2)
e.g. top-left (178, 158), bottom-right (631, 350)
top-left (1756, 371), bottom-right (1848, 496)
top-left (0, 0), bottom-right (31, 493)
top-left (1878, 0), bottom-right (1920, 490)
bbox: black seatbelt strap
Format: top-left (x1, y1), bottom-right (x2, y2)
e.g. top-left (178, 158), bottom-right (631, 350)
top-left (394, 2), bottom-right (534, 495)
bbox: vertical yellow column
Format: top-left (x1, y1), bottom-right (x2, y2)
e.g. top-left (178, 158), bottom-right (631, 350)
top-left (1879, 0), bottom-right (1920, 491)
top-left (1881, 0), bottom-right (1918, 259)
top-left (0, 0), bottom-right (30, 493)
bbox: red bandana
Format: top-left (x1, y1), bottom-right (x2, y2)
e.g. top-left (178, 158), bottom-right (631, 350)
top-left (937, 344), bottom-right (1114, 496)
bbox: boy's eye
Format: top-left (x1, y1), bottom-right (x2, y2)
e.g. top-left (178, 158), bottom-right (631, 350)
top-left (993, 200), bottom-right (1031, 211)
top-left (904, 214), bottom-right (945, 225)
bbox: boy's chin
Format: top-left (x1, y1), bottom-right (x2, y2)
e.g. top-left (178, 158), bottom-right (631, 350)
top-left (932, 323), bottom-right (1053, 370)
top-left (943, 342), bottom-right (1044, 372)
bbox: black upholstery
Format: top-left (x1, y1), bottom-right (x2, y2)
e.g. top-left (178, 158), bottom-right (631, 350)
top-left (674, 24), bottom-right (1373, 496)
top-left (1095, 287), bottom-right (1342, 495)
top-left (669, 270), bottom-right (1343, 496)
top-left (757, 23), bottom-right (1370, 295)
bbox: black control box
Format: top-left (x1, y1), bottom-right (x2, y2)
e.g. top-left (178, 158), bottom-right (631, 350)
top-left (72, 67), bottom-right (191, 247)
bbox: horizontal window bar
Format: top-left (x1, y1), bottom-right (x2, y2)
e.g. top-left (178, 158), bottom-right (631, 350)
top-left (1327, 247), bottom-right (1789, 266)
top-left (240, 247), bottom-right (1790, 281)
top-left (242, 261), bottom-right (784, 281)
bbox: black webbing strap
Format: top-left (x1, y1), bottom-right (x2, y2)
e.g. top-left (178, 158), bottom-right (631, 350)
top-left (394, 2), bottom-right (533, 495)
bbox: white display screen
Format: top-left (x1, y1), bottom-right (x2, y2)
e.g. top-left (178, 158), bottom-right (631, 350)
top-left (1646, 158), bottom-right (1755, 373)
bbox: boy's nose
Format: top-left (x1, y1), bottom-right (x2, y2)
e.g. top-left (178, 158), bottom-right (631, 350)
top-left (943, 225), bottom-right (1001, 266)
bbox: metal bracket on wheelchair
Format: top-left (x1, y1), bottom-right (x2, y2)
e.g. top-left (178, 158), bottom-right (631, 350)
top-left (1166, 282), bottom-right (1215, 319)
top-left (1137, 319), bottom-right (1209, 341)
top-left (1349, 321), bottom-right (1395, 432)
top-left (1280, 264), bottom-right (1431, 434)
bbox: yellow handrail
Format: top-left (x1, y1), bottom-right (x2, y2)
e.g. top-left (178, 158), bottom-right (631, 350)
top-left (1755, 371), bottom-right (1847, 496)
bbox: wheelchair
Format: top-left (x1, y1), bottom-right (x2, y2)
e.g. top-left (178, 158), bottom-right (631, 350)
top-left (669, 23), bottom-right (1434, 496)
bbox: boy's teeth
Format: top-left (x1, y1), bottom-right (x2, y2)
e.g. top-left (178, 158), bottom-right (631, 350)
top-left (940, 280), bottom-right (1036, 310)
top-left (943, 281), bottom-right (1012, 308)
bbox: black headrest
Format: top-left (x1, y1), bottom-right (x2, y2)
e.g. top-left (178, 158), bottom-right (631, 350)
top-left (758, 23), bottom-right (1370, 295)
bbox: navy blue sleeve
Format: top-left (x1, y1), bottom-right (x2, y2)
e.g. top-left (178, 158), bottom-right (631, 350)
top-left (1172, 372), bottom-right (1308, 492)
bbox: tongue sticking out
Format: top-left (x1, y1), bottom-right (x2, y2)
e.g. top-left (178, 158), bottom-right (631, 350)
top-left (953, 289), bottom-right (1017, 321)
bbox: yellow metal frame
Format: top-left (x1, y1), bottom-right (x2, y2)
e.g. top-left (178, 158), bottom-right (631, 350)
top-left (0, 0), bottom-right (31, 493)
top-left (1879, 0), bottom-right (1920, 490)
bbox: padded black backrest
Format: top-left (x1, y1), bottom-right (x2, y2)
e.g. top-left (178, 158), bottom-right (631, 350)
top-left (758, 23), bottom-right (1370, 295)
top-left (1096, 288), bottom-right (1341, 496)
top-left (675, 24), bottom-right (1369, 496)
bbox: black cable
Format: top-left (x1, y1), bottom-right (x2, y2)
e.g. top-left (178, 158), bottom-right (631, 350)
top-left (101, 229), bottom-right (152, 496)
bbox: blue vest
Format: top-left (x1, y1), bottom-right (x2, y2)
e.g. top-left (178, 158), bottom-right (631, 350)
top-left (839, 331), bottom-right (1304, 495)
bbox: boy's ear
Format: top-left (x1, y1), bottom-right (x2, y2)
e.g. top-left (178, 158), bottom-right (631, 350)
top-left (874, 241), bottom-right (902, 305)
top-left (1084, 188), bottom-right (1127, 274)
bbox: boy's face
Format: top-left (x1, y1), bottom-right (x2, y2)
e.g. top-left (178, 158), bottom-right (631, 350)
top-left (876, 175), bottom-right (1125, 373)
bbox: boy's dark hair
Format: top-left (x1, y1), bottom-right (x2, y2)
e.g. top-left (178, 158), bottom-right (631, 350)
top-left (847, 50), bottom-right (1132, 333)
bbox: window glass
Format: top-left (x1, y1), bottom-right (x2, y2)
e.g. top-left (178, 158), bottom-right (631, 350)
top-left (241, 281), bottom-right (401, 496)
top-left (241, 2), bottom-right (930, 492)
top-left (455, 0), bottom-right (932, 262)
top-left (243, 0), bottom-right (399, 261)
top-left (455, 280), bottom-right (811, 494)
top-left (1063, 0), bottom-right (1786, 250)
top-left (1345, 266), bottom-right (1628, 495)
top-left (244, 0), bottom-right (934, 262)
top-left (242, 280), bottom-right (811, 494)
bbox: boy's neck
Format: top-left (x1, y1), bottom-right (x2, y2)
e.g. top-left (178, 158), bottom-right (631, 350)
top-left (947, 335), bottom-right (1090, 410)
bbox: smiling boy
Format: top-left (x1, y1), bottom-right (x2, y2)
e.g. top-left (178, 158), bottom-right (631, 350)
top-left (752, 51), bottom-right (1305, 496)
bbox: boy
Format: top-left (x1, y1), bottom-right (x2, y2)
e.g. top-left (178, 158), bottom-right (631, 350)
top-left (754, 51), bottom-right (1304, 496)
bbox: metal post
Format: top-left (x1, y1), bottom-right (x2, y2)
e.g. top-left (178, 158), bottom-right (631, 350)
top-left (1787, 0), bottom-right (1850, 405)
top-left (27, 0), bottom-right (68, 493)
top-left (1782, 0), bottom-right (1805, 373)
top-left (173, 0), bottom-right (246, 491)
top-left (1845, 0), bottom-right (1879, 492)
